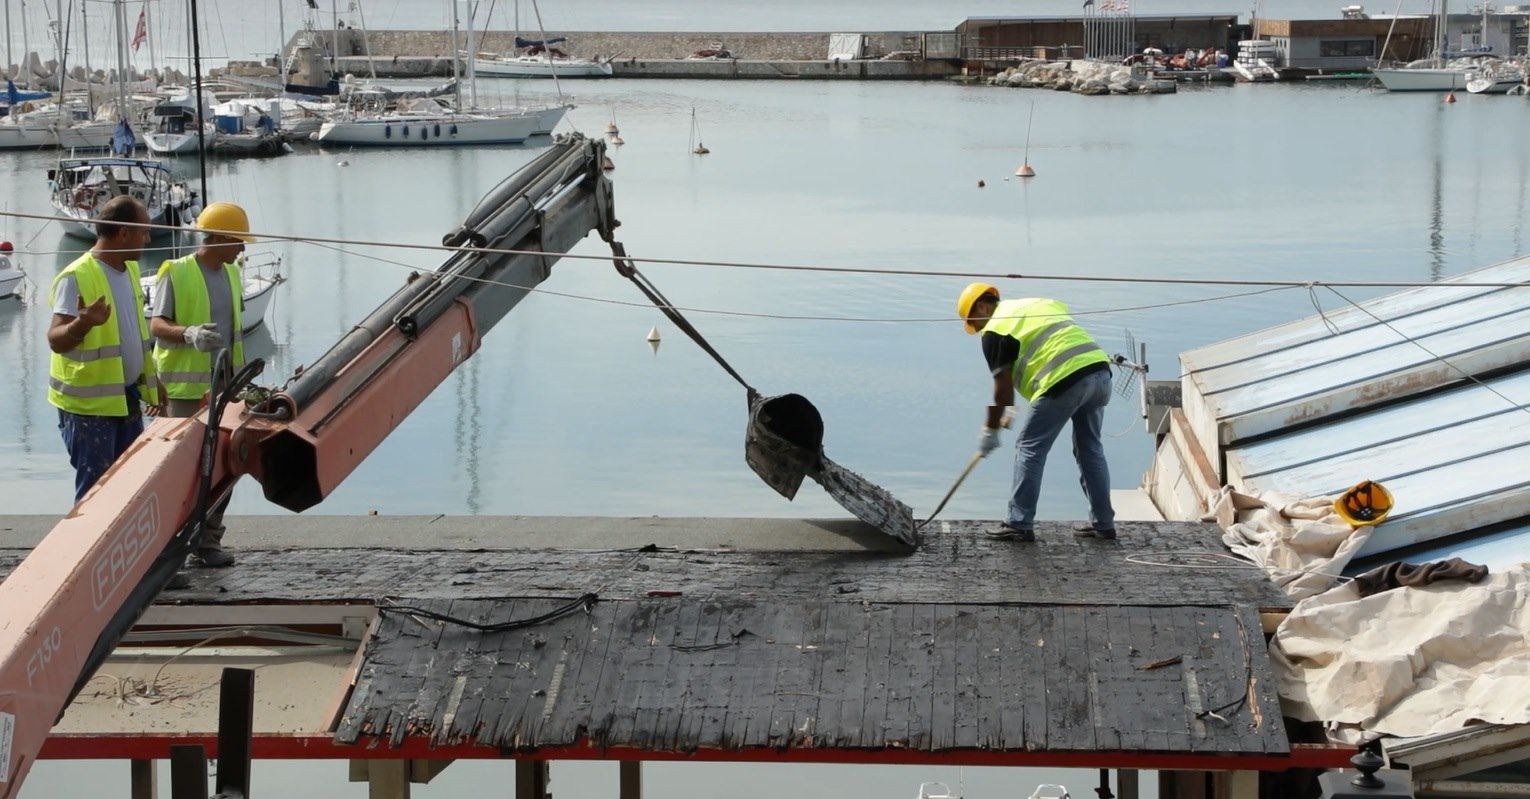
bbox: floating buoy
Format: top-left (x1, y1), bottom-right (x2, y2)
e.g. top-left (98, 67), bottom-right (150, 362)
top-left (602, 155), bottom-right (615, 171)
top-left (646, 326), bottom-right (661, 342)
top-left (1015, 163), bottom-right (1036, 178)
top-left (610, 134), bottom-right (624, 146)
top-left (694, 143), bottom-right (709, 155)
top-left (606, 119), bottom-right (619, 136)
top-left (1446, 91), bottom-right (1457, 103)
top-left (977, 179), bottom-right (986, 188)
top-left (337, 159), bottom-right (350, 167)
top-left (1003, 176), bottom-right (1010, 182)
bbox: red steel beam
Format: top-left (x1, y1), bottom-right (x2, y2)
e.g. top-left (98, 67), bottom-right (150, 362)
top-left (40, 735), bottom-right (1357, 771)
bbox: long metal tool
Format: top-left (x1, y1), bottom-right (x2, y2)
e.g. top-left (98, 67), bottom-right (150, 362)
top-left (918, 451), bottom-right (985, 530)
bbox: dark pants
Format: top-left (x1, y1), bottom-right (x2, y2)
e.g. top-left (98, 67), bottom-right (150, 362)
top-left (58, 385), bottom-right (144, 503)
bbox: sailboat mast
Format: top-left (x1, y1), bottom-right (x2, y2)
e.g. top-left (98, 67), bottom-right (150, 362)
top-left (278, 0), bottom-right (286, 66)
top-left (20, 0), bottom-right (31, 90)
top-left (144, 0), bottom-right (157, 80)
top-left (4, 0), bottom-right (12, 89)
top-left (465, 0), bottom-right (478, 109)
top-left (81, 0), bottom-right (95, 116)
top-left (190, 0), bottom-right (208, 205)
top-left (450, 0), bottom-right (461, 110)
top-left (113, 0), bottom-right (129, 118)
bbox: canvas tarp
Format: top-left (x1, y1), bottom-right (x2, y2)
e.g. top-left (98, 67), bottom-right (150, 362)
top-left (1206, 486), bottom-right (1372, 600)
top-left (1270, 564), bottom-right (1530, 740)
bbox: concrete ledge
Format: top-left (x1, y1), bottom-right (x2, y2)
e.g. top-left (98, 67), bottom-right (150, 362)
top-left (328, 55), bottom-right (958, 80)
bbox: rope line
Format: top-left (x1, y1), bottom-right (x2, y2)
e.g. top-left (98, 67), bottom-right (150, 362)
top-left (4, 207), bottom-right (1530, 290)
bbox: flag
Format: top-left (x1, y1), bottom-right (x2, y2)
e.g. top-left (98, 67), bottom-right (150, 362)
top-left (1082, 0), bottom-right (1095, 8)
top-left (131, 6), bottom-right (148, 52)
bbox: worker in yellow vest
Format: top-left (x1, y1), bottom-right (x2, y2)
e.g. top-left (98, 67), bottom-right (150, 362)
top-left (47, 196), bottom-right (165, 502)
top-left (148, 202), bottom-right (252, 568)
top-left (957, 283), bottom-right (1117, 541)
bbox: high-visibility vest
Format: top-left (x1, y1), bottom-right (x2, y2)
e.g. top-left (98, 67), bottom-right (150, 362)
top-left (981, 298), bottom-right (1109, 403)
top-left (47, 253), bottom-right (160, 416)
top-left (152, 254), bottom-right (244, 401)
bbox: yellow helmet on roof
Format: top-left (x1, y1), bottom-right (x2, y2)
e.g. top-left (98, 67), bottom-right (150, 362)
top-left (1334, 480), bottom-right (1393, 527)
top-left (957, 282), bottom-right (999, 335)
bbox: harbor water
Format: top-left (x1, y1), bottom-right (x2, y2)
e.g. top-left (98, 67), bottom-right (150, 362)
top-left (4, 39), bottom-right (1530, 799)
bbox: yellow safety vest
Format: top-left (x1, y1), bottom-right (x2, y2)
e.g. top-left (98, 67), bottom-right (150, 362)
top-left (981, 298), bottom-right (1109, 403)
top-left (152, 254), bottom-right (244, 401)
top-left (48, 253), bottom-right (160, 416)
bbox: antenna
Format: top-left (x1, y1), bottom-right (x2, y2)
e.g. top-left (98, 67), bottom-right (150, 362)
top-left (1110, 329), bottom-right (1148, 397)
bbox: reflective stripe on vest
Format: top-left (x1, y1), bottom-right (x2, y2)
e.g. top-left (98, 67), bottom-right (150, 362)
top-left (152, 254), bottom-right (244, 401)
top-left (47, 253), bottom-right (159, 416)
top-left (981, 298), bottom-right (1109, 403)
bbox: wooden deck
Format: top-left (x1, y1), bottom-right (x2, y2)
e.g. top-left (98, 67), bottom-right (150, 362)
top-left (1, 516), bottom-right (1303, 767)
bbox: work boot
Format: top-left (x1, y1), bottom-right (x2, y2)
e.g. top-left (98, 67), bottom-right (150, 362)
top-left (1072, 522), bottom-right (1117, 540)
top-left (189, 548), bottom-right (236, 568)
top-left (985, 523), bottom-right (1035, 542)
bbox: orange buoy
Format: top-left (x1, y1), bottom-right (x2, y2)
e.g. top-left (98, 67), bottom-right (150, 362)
top-left (1446, 91), bottom-right (1457, 103)
top-left (1015, 163), bottom-right (1036, 178)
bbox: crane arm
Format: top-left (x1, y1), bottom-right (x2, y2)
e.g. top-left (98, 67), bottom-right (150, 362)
top-left (0, 134), bottom-right (616, 796)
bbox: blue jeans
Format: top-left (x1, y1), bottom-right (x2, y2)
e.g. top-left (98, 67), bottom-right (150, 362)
top-left (1007, 369), bottom-right (1115, 530)
top-left (58, 385), bottom-right (145, 503)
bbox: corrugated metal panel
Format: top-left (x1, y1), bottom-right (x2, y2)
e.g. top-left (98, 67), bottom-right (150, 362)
top-left (1226, 371), bottom-right (1530, 558)
top-left (1180, 256), bottom-right (1530, 453)
top-left (1349, 524), bottom-right (1530, 574)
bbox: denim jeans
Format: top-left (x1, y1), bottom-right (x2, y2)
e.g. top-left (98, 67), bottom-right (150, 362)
top-left (58, 385), bottom-right (145, 503)
top-left (1007, 369), bottom-right (1115, 530)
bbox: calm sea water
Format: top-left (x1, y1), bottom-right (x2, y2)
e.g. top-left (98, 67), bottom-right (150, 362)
top-left (6, 16), bottom-right (1530, 799)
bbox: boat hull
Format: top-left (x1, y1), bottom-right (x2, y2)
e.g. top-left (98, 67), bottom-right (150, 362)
top-left (473, 56), bottom-right (612, 78)
top-left (145, 132), bottom-right (206, 154)
top-left (1373, 67), bottom-right (1469, 91)
top-left (315, 114), bottom-right (537, 146)
top-left (0, 123), bottom-right (56, 150)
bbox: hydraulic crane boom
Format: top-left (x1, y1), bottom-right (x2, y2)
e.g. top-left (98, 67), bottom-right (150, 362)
top-left (0, 134), bottom-right (616, 797)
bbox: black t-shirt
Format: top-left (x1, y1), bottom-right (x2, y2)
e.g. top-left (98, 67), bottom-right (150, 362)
top-left (982, 331), bottom-right (1019, 377)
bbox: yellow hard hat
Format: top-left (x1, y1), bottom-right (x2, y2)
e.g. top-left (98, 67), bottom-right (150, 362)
top-left (1334, 479), bottom-right (1393, 527)
top-left (957, 282), bottom-right (999, 334)
top-left (195, 201), bottom-right (256, 243)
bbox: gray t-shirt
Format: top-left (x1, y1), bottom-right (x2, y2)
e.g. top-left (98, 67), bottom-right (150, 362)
top-left (150, 257), bottom-right (237, 349)
top-left (52, 260), bottom-right (145, 387)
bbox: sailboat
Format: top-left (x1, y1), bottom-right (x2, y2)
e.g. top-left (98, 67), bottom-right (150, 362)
top-left (1373, 0), bottom-right (1474, 91)
top-left (316, 0), bottom-right (545, 146)
top-left (48, 0), bottom-right (196, 239)
top-left (472, 0), bottom-right (613, 78)
top-left (690, 106), bottom-right (709, 155)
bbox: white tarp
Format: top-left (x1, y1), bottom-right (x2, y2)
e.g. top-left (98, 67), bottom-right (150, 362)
top-left (828, 33), bottom-right (864, 62)
top-left (1270, 564), bottom-right (1530, 740)
top-left (1206, 486), bottom-right (1372, 600)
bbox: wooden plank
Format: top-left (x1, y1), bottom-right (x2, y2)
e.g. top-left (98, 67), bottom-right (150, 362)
top-left (692, 602), bottom-right (742, 750)
top-left (653, 599), bottom-right (705, 752)
top-left (834, 603), bottom-right (873, 750)
top-left (546, 595), bottom-right (616, 747)
top-left (879, 603), bottom-right (917, 748)
top-left (1017, 604), bottom-right (1050, 752)
top-left (904, 603), bottom-right (938, 751)
top-left (971, 605), bottom-right (1007, 750)
top-left (858, 605), bottom-right (896, 749)
top-left (583, 602), bottom-right (645, 748)
top-left (932, 604), bottom-right (962, 751)
top-left (810, 601), bottom-right (852, 749)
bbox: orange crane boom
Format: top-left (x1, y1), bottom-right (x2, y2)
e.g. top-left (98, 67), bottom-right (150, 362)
top-left (0, 135), bottom-right (615, 796)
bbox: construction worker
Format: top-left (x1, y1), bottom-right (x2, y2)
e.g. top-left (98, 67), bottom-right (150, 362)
top-left (47, 196), bottom-right (165, 502)
top-left (148, 201), bottom-right (252, 568)
top-left (957, 283), bottom-right (1116, 541)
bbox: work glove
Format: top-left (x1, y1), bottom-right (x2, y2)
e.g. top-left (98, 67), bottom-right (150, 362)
top-left (183, 323), bottom-right (225, 353)
top-left (978, 427), bottom-right (1002, 457)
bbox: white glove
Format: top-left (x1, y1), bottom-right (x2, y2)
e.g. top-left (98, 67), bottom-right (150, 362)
top-left (182, 323), bottom-right (225, 353)
top-left (978, 427), bottom-right (1001, 457)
